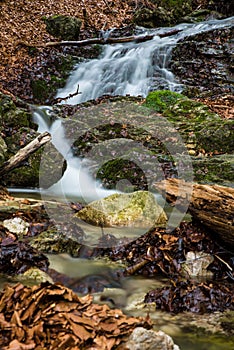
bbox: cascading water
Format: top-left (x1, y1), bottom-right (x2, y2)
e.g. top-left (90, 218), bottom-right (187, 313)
top-left (56, 16), bottom-right (234, 104)
top-left (34, 17), bottom-right (234, 204)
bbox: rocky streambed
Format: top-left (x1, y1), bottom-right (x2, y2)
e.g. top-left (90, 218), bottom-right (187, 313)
top-left (0, 9), bottom-right (234, 350)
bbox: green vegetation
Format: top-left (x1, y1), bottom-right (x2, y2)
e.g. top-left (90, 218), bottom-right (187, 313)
top-left (144, 90), bottom-right (187, 112)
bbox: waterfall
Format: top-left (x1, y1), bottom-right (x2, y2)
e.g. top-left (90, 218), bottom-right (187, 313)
top-left (56, 16), bottom-right (234, 104)
top-left (34, 16), bottom-right (233, 204)
top-left (33, 107), bottom-right (118, 202)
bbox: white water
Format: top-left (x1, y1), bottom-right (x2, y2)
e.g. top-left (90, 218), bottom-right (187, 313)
top-left (56, 17), bottom-right (234, 104)
top-left (34, 16), bottom-right (234, 205)
top-left (33, 107), bottom-right (118, 203)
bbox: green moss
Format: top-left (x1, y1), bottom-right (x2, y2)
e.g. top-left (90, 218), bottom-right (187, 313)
top-left (31, 54), bottom-right (79, 103)
top-left (144, 90), bottom-right (187, 113)
top-left (77, 191), bottom-right (167, 227)
top-left (43, 15), bottom-right (82, 40)
top-left (0, 93), bottom-right (32, 131)
top-left (96, 158), bottom-right (148, 191)
top-left (29, 228), bottom-right (82, 256)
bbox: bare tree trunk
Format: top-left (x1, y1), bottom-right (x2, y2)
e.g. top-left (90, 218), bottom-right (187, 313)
top-left (155, 178), bottom-right (234, 246)
top-left (0, 132), bottom-right (51, 176)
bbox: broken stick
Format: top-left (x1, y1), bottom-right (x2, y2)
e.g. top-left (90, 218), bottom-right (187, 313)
top-left (0, 132), bottom-right (51, 176)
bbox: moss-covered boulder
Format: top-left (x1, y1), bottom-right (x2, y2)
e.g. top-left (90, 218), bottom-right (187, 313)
top-left (76, 191), bottom-right (167, 227)
top-left (44, 15), bottom-right (82, 40)
top-left (133, 0), bottom-right (192, 27)
top-left (144, 90), bottom-right (234, 155)
top-left (0, 93), bottom-right (33, 132)
top-left (144, 90), bottom-right (234, 185)
top-left (0, 93), bottom-right (66, 187)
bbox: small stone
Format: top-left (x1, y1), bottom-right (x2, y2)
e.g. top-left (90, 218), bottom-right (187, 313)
top-left (125, 327), bottom-right (180, 350)
top-left (3, 217), bottom-right (29, 235)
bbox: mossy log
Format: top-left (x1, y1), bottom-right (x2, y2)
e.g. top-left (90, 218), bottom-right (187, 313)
top-left (155, 178), bottom-right (234, 246)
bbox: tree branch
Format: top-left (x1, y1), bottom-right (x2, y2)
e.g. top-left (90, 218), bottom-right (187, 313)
top-left (0, 132), bottom-right (51, 176)
top-left (20, 29), bottom-right (182, 48)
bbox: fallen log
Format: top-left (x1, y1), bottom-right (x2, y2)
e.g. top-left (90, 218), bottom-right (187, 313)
top-left (155, 178), bottom-right (234, 246)
top-left (19, 29), bottom-right (182, 48)
top-left (0, 132), bottom-right (51, 176)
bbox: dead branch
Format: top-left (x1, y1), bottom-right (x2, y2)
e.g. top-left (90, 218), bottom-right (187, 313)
top-left (24, 29), bottom-right (182, 48)
top-left (0, 132), bottom-right (51, 176)
top-left (52, 84), bottom-right (81, 104)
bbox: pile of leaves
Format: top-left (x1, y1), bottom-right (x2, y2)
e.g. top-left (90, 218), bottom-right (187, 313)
top-left (144, 279), bottom-right (234, 314)
top-left (197, 94), bottom-right (234, 120)
top-left (0, 235), bottom-right (49, 275)
top-left (0, 282), bottom-right (151, 350)
top-left (96, 221), bottom-right (234, 281)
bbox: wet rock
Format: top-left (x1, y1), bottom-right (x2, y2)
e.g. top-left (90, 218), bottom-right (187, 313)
top-left (124, 327), bottom-right (180, 350)
top-left (21, 267), bottom-right (53, 284)
top-left (29, 222), bottom-right (84, 256)
top-left (44, 15), bottom-right (82, 40)
top-left (76, 191), bottom-right (167, 227)
top-left (170, 26), bottom-right (234, 97)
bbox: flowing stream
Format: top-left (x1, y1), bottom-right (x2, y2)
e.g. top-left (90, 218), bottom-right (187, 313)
top-left (56, 17), bottom-right (234, 104)
top-left (6, 16), bottom-right (234, 350)
top-left (32, 16), bottom-right (234, 204)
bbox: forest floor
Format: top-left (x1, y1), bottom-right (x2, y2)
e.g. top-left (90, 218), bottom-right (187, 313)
top-left (0, 0), bottom-right (134, 94)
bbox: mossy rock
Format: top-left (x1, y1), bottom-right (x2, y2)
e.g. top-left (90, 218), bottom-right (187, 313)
top-left (164, 99), bottom-right (234, 154)
top-left (29, 225), bottom-right (83, 257)
top-left (133, 0), bottom-right (192, 27)
top-left (192, 154), bottom-right (234, 186)
top-left (96, 158), bottom-right (148, 191)
top-left (144, 90), bottom-right (234, 155)
top-left (144, 90), bottom-right (187, 113)
top-left (76, 191), bottom-right (167, 227)
top-left (44, 15), bottom-right (82, 40)
top-left (0, 93), bottom-right (33, 132)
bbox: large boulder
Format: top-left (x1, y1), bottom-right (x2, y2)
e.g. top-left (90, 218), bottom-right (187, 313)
top-left (144, 90), bottom-right (234, 186)
top-left (76, 191), bottom-right (167, 227)
top-left (44, 15), bottom-right (82, 40)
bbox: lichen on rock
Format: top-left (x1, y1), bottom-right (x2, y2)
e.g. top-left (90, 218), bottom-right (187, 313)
top-left (76, 191), bottom-right (167, 227)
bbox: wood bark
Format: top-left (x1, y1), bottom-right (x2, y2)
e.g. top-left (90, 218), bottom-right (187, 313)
top-left (155, 178), bottom-right (234, 246)
top-left (39, 29), bottom-right (182, 48)
top-left (0, 132), bottom-right (51, 176)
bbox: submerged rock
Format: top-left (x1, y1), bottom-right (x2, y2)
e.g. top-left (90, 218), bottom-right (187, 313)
top-left (76, 191), bottom-right (167, 227)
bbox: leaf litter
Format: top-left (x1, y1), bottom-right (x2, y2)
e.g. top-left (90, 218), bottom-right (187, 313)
top-left (0, 282), bottom-right (151, 350)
